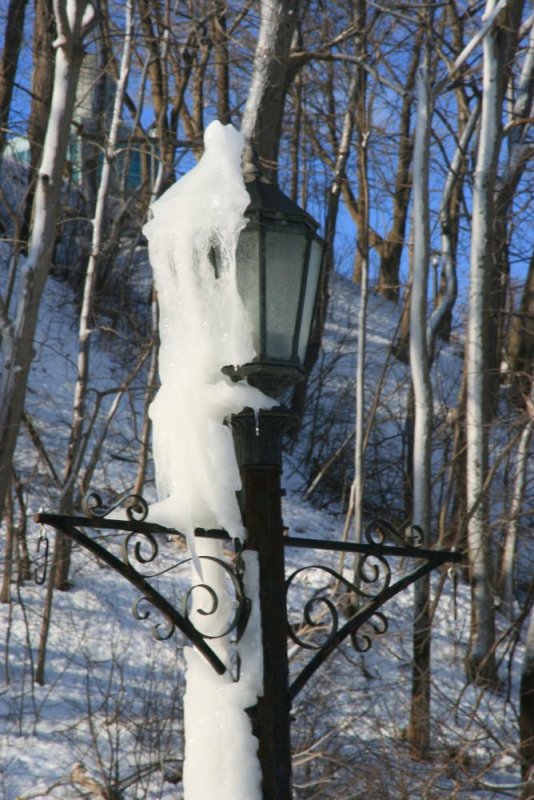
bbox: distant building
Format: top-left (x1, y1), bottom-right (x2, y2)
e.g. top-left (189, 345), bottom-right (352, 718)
top-left (5, 54), bottom-right (155, 199)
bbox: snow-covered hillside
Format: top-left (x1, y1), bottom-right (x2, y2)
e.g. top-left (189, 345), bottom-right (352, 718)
top-left (0, 256), bottom-right (530, 799)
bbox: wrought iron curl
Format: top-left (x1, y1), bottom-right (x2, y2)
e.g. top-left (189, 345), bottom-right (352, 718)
top-left (186, 582), bottom-right (220, 622)
top-left (355, 551), bottom-right (391, 595)
top-left (364, 518), bottom-right (398, 546)
top-left (81, 490), bottom-right (148, 521)
top-left (185, 555), bottom-right (249, 641)
top-left (350, 611), bottom-right (388, 652)
top-left (364, 518), bottom-right (424, 549)
top-left (286, 565), bottom-right (367, 650)
top-left (128, 554), bottom-right (250, 644)
top-left (132, 596), bottom-right (175, 641)
top-left (122, 530), bottom-right (160, 568)
top-left (404, 524), bottom-right (424, 547)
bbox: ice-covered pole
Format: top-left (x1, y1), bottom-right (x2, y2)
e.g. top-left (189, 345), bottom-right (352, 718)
top-left (143, 121), bottom-right (276, 800)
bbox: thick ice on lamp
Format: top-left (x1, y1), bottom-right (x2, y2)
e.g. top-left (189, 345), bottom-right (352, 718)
top-left (143, 121), bottom-right (273, 800)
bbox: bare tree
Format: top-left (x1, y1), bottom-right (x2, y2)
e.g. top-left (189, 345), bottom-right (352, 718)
top-left (0, 0), bottom-right (98, 528)
top-left (0, 0), bottom-right (29, 161)
top-left (498, 405), bottom-right (533, 619)
top-left (406, 47), bottom-right (434, 758)
top-left (464, 0), bottom-right (519, 686)
top-left (241, 0), bottom-right (299, 181)
top-left (520, 591), bottom-right (534, 796)
top-left (508, 251), bottom-right (534, 407)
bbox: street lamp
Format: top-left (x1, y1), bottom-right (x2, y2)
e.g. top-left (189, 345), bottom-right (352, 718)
top-left (226, 154), bottom-right (325, 800)
top-left (223, 147), bottom-right (324, 396)
top-left (34, 145), bottom-right (462, 800)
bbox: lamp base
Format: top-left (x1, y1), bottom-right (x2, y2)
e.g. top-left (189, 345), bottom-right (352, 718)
top-left (230, 407), bottom-right (299, 468)
top-left (222, 362), bottom-right (305, 397)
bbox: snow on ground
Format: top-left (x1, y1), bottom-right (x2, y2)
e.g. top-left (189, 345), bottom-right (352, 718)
top-left (0, 241), bottom-right (529, 798)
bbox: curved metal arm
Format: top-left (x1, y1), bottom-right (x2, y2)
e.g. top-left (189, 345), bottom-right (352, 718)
top-left (34, 501), bottom-right (248, 677)
top-left (284, 519), bottom-right (462, 700)
top-left (41, 518), bottom-right (229, 674)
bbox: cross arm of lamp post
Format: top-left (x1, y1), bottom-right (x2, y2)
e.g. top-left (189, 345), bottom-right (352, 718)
top-left (285, 530), bottom-right (462, 700)
top-left (33, 493), bottom-right (248, 678)
top-left (34, 493), bottom-right (462, 695)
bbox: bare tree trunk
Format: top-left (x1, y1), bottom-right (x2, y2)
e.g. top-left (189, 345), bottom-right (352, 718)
top-left (353, 131), bottom-right (369, 557)
top-left (56, 0), bottom-right (133, 588)
top-left (20, 0), bottom-right (55, 247)
top-left (0, 480), bottom-right (14, 603)
top-left (289, 70), bottom-right (302, 203)
top-left (431, 105), bottom-right (480, 350)
top-left (240, 0), bottom-right (299, 182)
top-left (406, 60), bottom-right (433, 759)
top-left (351, 0), bottom-right (369, 550)
top-left (0, 0), bottom-right (97, 527)
top-left (465, 0), bottom-right (504, 686)
top-left (291, 69), bottom-right (360, 420)
top-left (0, 0), bottom-right (29, 159)
top-left (211, 0), bottom-right (231, 125)
top-left (394, 242), bottom-right (413, 364)
top-left (374, 32), bottom-right (421, 301)
top-left (498, 408), bottom-right (532, 619)
top-left (138, 0), bottom-right (174, 187)
top-left (520, 595), bottom-right (534, 793)
top-left (485, 3), bottom-right (529, 415)
top-left (508, 250), bottom-right (534, 406)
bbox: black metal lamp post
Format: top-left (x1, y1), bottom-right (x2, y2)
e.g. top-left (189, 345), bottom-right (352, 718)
top-left (34, 149), bottom-right (462, 800)
top-left (227, 153), bottom-right (325, 800)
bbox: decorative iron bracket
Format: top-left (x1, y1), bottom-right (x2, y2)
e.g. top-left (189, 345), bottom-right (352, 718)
top-left (283, 519), bottom-right (463, 699)
top-left (34, 496), bottom-right (461, 689)
top-left (34, 492), bottom-right (244, 678)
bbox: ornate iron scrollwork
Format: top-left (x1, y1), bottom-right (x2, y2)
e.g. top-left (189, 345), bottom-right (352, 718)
top-left (81, 490), bottom-right (149, 522)
top-left (286, 565), bottom-right (390, 653)
top-left (34, 490), bottom-right (250, 678)
top-left (286, 519), bottom-right (423, 655)
top-left (284, 517), bottom-right (460, 699)
top-left (34, 493), bottom-right (461, 688)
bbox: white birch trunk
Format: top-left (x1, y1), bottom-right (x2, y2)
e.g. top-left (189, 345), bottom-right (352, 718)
top-left (62, 0), bottom-right (133, 508)
top-left (465, 0), bottom-right (501, 684)
top-left (499, 416), bottom-right (532, 619)
top-left (0, 0), bottom-right (96, 525)
top-left (240, 0), bottom-right (285, 143)
top-left (240, 0), bottom-right (298, 177)
top-left (353, 139), bottom-right (368, 550)
top-left (410, 66), bottom-right (433, 540)
top-left (407, 64), bottom-right (433, 758)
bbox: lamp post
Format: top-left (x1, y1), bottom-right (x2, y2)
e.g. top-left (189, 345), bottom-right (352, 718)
top-left (226, 150), bottom-right (324, 799)
top-left (34, 143), bottom-right (462, 800)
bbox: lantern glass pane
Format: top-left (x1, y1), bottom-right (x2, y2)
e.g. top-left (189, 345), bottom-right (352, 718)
top-left (297, 238), bottom-right (323, 361)
top-left (235, 227), bottom-right (261, 353)
top-left (265, 229), bottom-right (307, 360)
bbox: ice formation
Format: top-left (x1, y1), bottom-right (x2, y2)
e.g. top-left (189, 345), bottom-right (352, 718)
top-left (143, 121), bottom-right (272, 799)
top-left (143, 120), bottom-right (275, 543)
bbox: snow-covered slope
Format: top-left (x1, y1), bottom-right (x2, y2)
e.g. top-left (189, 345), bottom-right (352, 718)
top-left (0, 258), bottom-right (528, 799)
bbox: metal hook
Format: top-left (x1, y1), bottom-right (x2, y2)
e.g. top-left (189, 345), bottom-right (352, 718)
top-left (447, 548), bottom-right (459, 622)
top-left (34, 524), bottom-right (49, 586)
